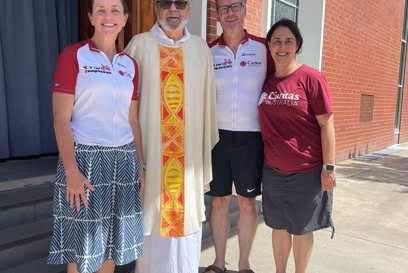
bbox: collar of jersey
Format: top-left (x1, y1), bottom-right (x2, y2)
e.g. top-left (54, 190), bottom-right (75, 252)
top-left (150, 22), bottom-right (191, 47)
top-left (87, 39), bottom-right (126, 56)
top-left (217, 30), bottom-right (249, 46)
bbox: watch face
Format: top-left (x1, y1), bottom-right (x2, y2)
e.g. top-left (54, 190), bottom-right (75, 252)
top-left (326, 164), bottom-right (335, 171)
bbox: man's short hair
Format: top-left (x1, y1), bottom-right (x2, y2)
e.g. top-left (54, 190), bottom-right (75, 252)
top-left (215, 0), bottom-right (246, 7)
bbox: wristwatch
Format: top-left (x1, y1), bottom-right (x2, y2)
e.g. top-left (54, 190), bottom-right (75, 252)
top-left (323, 164), bottom-right (336, 171)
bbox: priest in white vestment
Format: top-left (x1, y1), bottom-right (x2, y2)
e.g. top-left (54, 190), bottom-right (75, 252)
top-left (125, 0), bottom-right (219, 272)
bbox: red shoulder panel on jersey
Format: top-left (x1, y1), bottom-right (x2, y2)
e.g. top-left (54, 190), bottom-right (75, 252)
top-left (52, 42), bottom-right (85, 95)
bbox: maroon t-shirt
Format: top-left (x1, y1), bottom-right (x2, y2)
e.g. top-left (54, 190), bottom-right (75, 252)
top-left (258, 65), bottom-right (332, 173)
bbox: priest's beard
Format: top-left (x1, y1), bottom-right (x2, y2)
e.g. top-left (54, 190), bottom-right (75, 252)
top-left (157, 17), bottom-right (188, 39)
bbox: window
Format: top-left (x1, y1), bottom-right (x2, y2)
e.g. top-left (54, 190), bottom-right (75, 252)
top-left (360, 95), bottom-right (375, 122)
top-left (271, 0), bottom-right (299, 24)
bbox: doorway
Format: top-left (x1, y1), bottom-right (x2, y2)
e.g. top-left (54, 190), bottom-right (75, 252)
top-left (78, 0), bottom-right (156, 49)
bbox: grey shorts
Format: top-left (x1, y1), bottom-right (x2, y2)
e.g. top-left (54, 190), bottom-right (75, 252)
top-left (262, 164), bottom-right (334, 236)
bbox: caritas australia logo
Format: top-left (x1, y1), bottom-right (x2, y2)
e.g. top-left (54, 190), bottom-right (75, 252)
top-left (118, 69), bottom-right (132, 79)
top-left (258, 91), bottom-right (300, 106)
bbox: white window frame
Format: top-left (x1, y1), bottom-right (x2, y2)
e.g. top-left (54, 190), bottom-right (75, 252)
top-left (187, 0), bottom-right (208, 39)
top-left (263, 0), bottom-right (326, 71)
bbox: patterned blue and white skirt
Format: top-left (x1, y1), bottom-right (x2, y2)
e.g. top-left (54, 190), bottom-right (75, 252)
top-left (47, 143), bottom-right (143, 273)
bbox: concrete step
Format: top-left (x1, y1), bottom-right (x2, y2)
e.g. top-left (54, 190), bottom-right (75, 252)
top-left (0, 182), bottom-right (54, 230)
top-left (0, 200), bottom-right (53, 230)
top-left (0, 217), bottom-right (134, 273)
top-left (0, 218), bottom-right (53, 272)
top-left (0, 235), bottom-right (51, 271)
top-left (0, 218), bottom-right (53, 248)
top-left (0, 156), bottom-right (57, 183)
top-left (0, 218), bottom-right (53, 270)
top-left (0, 182), bottom-right (54, 210)
top-left (0, 257), bottom-right (65, 273)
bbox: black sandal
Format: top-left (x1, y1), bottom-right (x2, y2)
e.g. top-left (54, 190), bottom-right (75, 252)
top-left (203, 265), bottom-right (227, 273)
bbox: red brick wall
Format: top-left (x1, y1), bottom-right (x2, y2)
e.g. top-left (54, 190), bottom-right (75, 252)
top-left (244, 0), bottom-right (263, 36)
top-left (207, 0), bottom-right (263, 43)
top-left (322, 0), bottom-right (405, 160)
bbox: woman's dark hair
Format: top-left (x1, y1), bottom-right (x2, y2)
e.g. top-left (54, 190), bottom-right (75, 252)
top-left (266, 18), bottom-right (303, 53)
top-left (87, 0), bottom-right (129, 14)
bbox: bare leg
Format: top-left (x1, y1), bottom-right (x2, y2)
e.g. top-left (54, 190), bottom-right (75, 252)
top-left (237, 196), bottom-right (257, 270)
top-left (68, 260), bottom-right (115, 273)
top-left (272, 229), bottom-right (292, 273)
top-left (96, 260), bottom-right (115, 273)
top-left (293, 233), bottom-right (314, 273)
top-left (67, 263), bottom-right (79, 273)
top-left (210, 195), bottom-right (232, 271)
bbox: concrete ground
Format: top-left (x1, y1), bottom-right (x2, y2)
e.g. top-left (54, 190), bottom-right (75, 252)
top-left (1, 144), bottom-right (406, 273)
top-left (200, 143), bottom-right (408, 273)
top-left (0, 156), bottom-right (56, 184)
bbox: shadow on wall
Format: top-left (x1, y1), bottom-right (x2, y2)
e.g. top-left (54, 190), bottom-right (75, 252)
top-left (348, 144), bottom-right (371, 159)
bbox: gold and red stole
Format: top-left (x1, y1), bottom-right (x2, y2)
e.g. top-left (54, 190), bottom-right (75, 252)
top-left (159, 45), bottom-right (185, 237)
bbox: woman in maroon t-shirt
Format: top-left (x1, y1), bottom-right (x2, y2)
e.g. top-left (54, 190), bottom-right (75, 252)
top-left (258, 19), bottom-right (336, 273)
